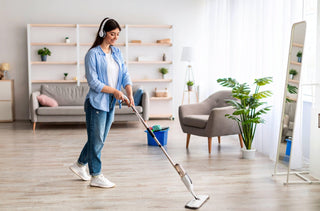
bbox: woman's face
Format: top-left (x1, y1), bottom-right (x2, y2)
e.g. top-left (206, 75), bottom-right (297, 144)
top-left (104, 28), bottom-right (120, 45)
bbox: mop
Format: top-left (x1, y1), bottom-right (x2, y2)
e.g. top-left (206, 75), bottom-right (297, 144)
top-left (123, 96), bottom-right (209, 209)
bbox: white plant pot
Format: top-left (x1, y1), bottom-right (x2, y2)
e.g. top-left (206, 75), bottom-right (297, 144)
top-left (241, 148), bottom-right (256, 160)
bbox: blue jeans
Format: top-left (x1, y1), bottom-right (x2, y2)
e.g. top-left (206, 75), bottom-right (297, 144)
top-left (78, 96), bottom-right (115, 176)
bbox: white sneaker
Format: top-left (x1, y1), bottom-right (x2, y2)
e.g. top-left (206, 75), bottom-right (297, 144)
top-left (69, 162), bottom-right (91, 181)
top-left (90, 174), bottom-right (115, 188)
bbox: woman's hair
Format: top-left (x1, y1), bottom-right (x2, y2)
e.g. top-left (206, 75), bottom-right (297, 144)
top-left (90, 17), bottom-right (121, 50)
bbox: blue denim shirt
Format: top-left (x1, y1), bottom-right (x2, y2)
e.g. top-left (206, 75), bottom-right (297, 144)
top-left (85, 45), bottom-right (132, 112)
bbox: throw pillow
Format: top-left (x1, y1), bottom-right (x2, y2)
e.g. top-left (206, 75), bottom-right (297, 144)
top-left (133, 88), bottom-right (144, 106)
top-left (37, 94), bottom-right (59, 107)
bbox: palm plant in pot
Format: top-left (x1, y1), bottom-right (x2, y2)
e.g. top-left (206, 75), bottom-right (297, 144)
top-left (217, 77), bottom-right (273, 159)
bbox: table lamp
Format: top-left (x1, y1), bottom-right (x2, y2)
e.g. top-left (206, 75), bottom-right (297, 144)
top-left (0, 63), bottom-right (10, 80)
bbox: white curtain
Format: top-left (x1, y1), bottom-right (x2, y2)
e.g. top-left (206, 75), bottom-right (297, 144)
top-left (203, 0), bottom-right (304, 161)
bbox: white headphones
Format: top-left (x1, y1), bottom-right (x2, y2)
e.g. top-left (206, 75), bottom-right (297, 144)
top-left (99, 18), bottom-right (109, 38)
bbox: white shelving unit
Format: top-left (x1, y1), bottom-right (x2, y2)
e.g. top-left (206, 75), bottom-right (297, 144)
top-left (27, 23), bottom-right (174, 119)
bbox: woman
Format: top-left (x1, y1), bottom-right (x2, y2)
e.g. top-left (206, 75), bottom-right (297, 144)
top-left (70, 17), bottom-right (134, 188)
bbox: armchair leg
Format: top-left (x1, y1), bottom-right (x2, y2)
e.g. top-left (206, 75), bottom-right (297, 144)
top-left (218, 136), bottom-right (221, 144)
top-left (186, 134), bottom-right (191, 149)
top-left (238, 134), bottom-right (244, 148)
top-left (208, 137), bottom-right (212, 153)
top-left (33, 122), bottom-right (36, 132)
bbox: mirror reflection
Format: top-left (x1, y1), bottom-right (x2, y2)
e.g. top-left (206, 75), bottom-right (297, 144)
top-left (276, 21), bottom-right (306, 167)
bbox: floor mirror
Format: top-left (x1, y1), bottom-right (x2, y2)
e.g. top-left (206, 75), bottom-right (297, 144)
top-left (273, 21), bottom-right (307, 184)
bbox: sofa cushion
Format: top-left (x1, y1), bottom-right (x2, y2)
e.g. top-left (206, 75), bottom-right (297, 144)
top-left (183, 115), bottom-right (209, 129)
top-left (41, 84), bottom-right (89, 106)
top-left (37, 106), bottom-right (85, 116)
top-left (115, 106), bottom-right (143, 114)
top-left (37, 94), bottom-right (59, 107)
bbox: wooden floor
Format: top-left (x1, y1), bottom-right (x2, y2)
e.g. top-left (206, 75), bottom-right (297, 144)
top-left (0, 120), bottom-right (320, 210)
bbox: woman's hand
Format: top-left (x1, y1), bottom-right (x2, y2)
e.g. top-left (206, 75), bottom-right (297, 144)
top-left (113, 89), bottom-right (124, 101)
top-left (127, 95), bottom-right (134, 107)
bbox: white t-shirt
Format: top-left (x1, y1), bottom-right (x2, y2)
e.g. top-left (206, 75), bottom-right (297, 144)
top-left (105, 52), bottom-right (119, 89)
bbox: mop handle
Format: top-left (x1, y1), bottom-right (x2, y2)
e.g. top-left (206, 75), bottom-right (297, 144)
top-left (122, 95), bottom-right (176, 167)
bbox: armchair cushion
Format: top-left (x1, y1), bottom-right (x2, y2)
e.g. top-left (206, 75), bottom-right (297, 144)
top-left (183, 115), bottom-right (209, 129)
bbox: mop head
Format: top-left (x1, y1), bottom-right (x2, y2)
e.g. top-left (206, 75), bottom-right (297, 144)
top-left (185, 195), bottom-right (209, 209)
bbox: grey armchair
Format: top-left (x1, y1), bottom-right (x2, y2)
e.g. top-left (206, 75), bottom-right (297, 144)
top-left (178, 90), bottom-right (243, 153)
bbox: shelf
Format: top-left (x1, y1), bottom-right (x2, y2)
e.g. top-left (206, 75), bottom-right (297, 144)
top-left (31, 42), bottom-right (77, 46)
top-left (30, 24), bottom-right (77, 28)
top-left (286, 97), bottom-right (297, 102)
top-left (150, 97), bottom-right (172, 101)
top-left (129, 61), bottom-right (172, 64)
top-left (128, 43), bottom-right (172, 46)
top-left (288, 79), bottom-right (299, 84)
top-left (149, 114), bottom-right (173, 119)
top-left (292, 43), bottom-right (304, 48)
top-left (32, 80), bottom-right (78, 84)
top-left (78, 24), bottom-right (125, 28)
top-left (31, 61), bottom-right (77, 65)
top-left (128, 25), bottom-right (172, 29)
top-left (132, 79), bottom-right (172, 83)
top-left (290, 61), bottom-right (302, 66)
top-left (80, 43), bottom-right (125, 46)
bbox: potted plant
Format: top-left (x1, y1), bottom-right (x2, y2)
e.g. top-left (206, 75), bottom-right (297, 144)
top-left (187, 80), bottom-right (194, 91)
top-left (65, 37), bottom-right (70, 43)
top-left (159, 67), bottom-right (168, 79)
top-left (217, 77), bottom-right (273, 159)
top-left (37, 47), bottom-right (51, 62)
top-left (289, 69), bottom-right (298, 80)
top-left (296, 51), bottom-right (302, 63)
top-left (64, 73), bottom-right (68, 80)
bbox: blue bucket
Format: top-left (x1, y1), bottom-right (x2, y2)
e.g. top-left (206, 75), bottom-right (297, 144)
top-left (285, 139), bottom-right (292, 156)
top-left (145, 128), bottom-right (169, 146)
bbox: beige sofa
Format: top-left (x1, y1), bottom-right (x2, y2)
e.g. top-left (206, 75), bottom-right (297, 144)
top-left (30, 84), bottom-right (149, 131)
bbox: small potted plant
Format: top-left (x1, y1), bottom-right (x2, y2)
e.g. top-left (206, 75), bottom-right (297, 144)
top-left (296, 51), bottom-right (302, 63)
top-left (289, 69), bottom-right (298, 80)
top-left (65, 37), bottom-right (70, 43)
top-left (37, 47), bottom-right (51, 62)
top-left (159, 67), bottom-right (168, 79)
top-left (64, 73), bottom-right (68, 80)
top-left (187, 80), bottom-right (194, 91)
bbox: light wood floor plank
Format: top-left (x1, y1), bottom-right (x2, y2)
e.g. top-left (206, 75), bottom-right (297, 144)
top-left (0, 120), bottom-right (319, 210)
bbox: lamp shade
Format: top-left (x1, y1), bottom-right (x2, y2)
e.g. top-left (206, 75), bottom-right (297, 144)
top-left (1, 63), bottom-right (10, 71)
top-left (181, 47), bottom-right (194, 62)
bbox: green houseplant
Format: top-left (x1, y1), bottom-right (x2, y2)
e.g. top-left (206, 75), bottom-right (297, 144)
top-left (296, 51), bottom-right (302, 63)
top-left (217, 77), bottom-right (273, 155)
top-left (187, 80), bottom-right (194, 91)
top-left (159, 67), bottom-right (168, 79)
top-left (289, 69), bottom-right (298, 79)
top-left (37, 47), bottom-right (51, 62)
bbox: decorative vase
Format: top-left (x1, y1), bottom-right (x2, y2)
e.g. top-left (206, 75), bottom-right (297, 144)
top-left (65, 37), bottom-right (70, 43)
top-left (188, 85), bottom-right (193, 91)
top-left (290, 74), bottom-right (294, 80)
top-left (162, 74), bottom-right (167, 79)
top-left (41, 55), bottom-right (47, 62)
top-left (241, 148), bottom-right (256, 159)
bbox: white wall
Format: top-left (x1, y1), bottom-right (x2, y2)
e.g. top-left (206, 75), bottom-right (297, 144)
top-left (0, 0), bottom-right (206, 120)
